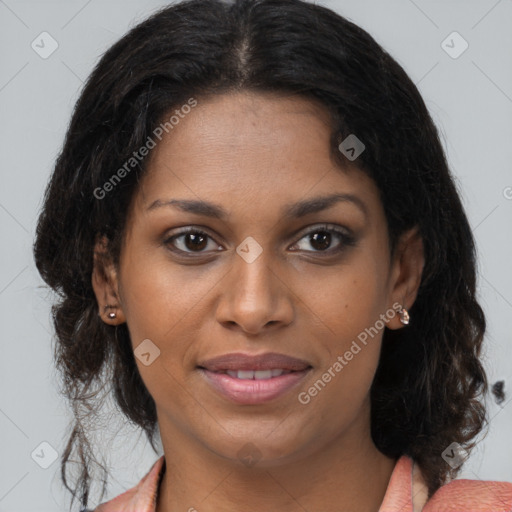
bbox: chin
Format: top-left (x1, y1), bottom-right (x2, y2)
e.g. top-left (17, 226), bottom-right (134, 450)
top-left (202, 422), bottom-right (315, 468)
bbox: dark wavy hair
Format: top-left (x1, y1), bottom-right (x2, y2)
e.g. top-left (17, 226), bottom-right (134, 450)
top-left (33, 0), bottom-right (488, 509)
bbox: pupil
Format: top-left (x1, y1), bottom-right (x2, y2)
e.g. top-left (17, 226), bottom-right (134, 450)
top-left (186, 233), bottom-right (207, 251)
top-left (311, 231), bottom-right (331, 250)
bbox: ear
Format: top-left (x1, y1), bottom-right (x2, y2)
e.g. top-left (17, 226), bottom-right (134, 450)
top-left (386, 227), bottom-right (424, 330)
top-left (91, 235), bottom-right (126, 325)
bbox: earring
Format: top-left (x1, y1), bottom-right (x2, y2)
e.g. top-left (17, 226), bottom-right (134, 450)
top-left (104, 305), bottom-right (117, 320)
top-left (398, 306), bottom-right (410, 325)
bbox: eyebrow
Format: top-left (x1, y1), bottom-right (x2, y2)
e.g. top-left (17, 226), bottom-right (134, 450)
top-left (147, 193), bottom-right (368, 220)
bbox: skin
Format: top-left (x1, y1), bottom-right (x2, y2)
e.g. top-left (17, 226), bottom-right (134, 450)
top-left (92, 91), bottom-right (424, 512)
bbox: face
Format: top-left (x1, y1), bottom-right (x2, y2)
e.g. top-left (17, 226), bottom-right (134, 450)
top-left (93, 91), bottom-right (423, 467)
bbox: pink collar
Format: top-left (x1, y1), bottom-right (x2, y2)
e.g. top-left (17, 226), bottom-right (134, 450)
top-left (95, 454), bottom-right (430, 512)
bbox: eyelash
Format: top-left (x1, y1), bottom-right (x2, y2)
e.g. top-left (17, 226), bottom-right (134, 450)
top-left (163, 224), bottom-right (356, 258)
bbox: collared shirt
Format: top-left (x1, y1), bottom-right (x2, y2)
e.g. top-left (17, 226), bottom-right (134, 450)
top-left (93, 454), bottom-right (512, 511)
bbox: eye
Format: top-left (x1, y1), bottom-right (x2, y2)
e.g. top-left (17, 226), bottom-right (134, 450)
top-left (164, 228), bottom-right (223, 255)
top-left (289, 224), bottom-right (355, 254)
top-left (164, 224), bottom-right (355, 257)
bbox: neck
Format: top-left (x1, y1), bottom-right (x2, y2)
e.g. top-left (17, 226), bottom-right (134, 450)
top-left (155, 411), bottom-right (396, 512)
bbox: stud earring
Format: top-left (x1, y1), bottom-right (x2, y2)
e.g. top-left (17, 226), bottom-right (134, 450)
top-left (398, 306), bottom-right (410, 325)
top-left (104, 305), bottom-right (117, 320)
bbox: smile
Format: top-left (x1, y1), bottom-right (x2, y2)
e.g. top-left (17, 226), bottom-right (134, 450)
top-left (222, 369), bottom-right (291, 379)
top-left (198, 367), bottom-right (311, 404)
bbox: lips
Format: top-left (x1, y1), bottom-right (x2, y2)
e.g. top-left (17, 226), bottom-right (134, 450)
top-left (197, 352), bottom-right (312, 404)
top-left (197, 352), bottom-right (311, 372)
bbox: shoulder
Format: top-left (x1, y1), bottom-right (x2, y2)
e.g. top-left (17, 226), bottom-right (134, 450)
top-left (92, 455), bottom-right (166, 512)
top-left (424, 477), bottom-right (512, 511)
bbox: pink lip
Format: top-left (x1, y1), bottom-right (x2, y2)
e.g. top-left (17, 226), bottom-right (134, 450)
top-left (198, 368), bottom-right (311, 405)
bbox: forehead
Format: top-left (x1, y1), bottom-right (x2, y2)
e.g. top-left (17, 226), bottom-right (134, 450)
top-left (132, 91), bottom-right (381, 222)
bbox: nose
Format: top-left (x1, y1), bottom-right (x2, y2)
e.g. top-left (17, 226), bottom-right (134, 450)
top-left (215, 250), bottom-right (294, 335)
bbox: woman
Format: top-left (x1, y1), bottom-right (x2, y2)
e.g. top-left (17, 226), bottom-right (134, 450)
top-left (33, 0), bottom-right (512, 510)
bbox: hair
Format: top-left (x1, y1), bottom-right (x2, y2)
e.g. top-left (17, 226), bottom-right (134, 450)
top-left (33, 0), bottom-right (488, 509)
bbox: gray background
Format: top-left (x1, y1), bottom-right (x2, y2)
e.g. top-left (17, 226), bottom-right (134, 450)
top-left (1, 0), bottom-right (511, 510)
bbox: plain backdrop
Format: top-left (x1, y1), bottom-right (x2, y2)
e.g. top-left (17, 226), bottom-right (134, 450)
top-left (0, 0), bottom-right (511, 510)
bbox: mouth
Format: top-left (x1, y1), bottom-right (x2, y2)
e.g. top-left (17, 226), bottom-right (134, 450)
top-left (196, 352), bottom-right (312, 404)
top-left (204, 368), bottom-right (297, 379)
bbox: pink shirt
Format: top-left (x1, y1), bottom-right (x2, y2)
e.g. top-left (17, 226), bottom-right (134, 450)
top-left (94, 455), bottom-right (512, 511)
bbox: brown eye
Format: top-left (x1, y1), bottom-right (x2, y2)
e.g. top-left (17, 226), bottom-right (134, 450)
top-left (309, 231), bottom-right (332, 251)
top-left (290, 225), bottom-right (356, 254)
top-left (164, 228), bottom-right (222, 254)
top-left (183, 232), bottom-right (208, 251)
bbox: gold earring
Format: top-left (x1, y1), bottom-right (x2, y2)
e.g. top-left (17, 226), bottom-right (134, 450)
top-left (398, 306), bottom-right (410, 325)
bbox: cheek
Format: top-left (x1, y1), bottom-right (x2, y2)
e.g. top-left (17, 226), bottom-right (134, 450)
top-left (119, 253), bottom-right (212, 342)
top-left (296, 256), bottom-right (388, 403)
top-left (118, 257), bottom-right (211, 414)
top-left (304, 258), bottom-right (389, 346)
top-left (119, 261), bottom-right (171, 345)
top-left (118, 252), bottom-right (225, 395)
